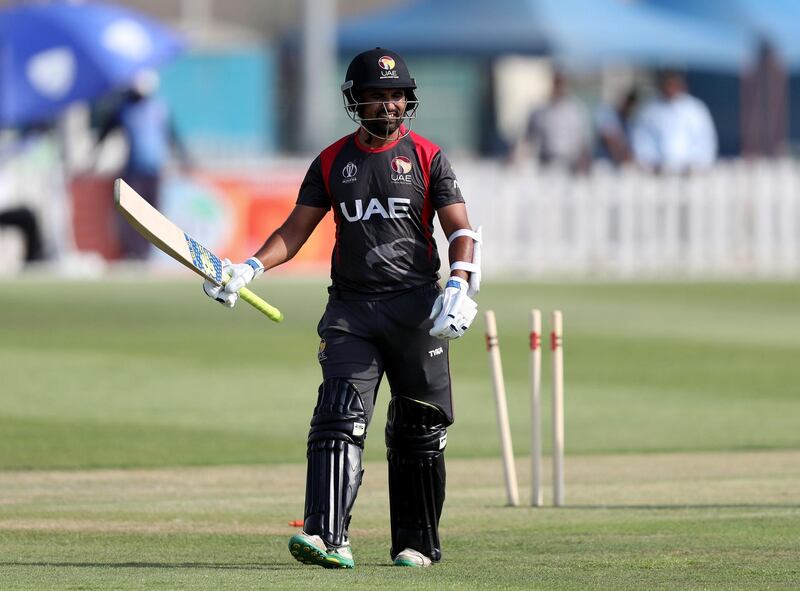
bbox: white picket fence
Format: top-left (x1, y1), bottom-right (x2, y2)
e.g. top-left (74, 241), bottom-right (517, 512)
top-left (455, 159), bottom-right (800, 278)
top-left (3, 148), bottom-right (797, 280)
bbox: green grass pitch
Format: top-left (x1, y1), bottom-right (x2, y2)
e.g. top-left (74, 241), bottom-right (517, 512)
top-left (1, 279), bottom-right (799, 589)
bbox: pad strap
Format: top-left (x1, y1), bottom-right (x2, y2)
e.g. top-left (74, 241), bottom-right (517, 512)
top-left (449, 261), bottom-right (479, 273)
top-left (446, 226), bottom-right (482, 297)
top-left (447, 228), bottom-right (481, 243)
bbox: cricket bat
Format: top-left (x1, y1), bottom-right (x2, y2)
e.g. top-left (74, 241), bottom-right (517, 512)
top-left (114, 178), bottom-right (283, 322)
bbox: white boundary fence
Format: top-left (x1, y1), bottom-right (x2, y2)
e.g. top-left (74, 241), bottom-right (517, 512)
top-left (3, 149), bottom-right (798, 280)
top-left (455, 159), bottom-right (800, 279)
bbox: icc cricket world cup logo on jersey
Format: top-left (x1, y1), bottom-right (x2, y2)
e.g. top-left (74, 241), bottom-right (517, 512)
top-left (342, 161), bottom-right (358, 184)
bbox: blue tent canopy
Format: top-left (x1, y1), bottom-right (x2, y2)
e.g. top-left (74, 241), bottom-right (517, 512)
top-left (536, 0), bottom-right (750, 71)
top-left (646, 0), bottom-right (800, 68)
top-left (337, 0), bottom-right (549, 56)
top-left (338, 0), bottom-right (751, 71)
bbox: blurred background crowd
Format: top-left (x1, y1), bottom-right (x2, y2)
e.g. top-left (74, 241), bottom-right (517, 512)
top-left (1, 0), bottom-right (799, 279)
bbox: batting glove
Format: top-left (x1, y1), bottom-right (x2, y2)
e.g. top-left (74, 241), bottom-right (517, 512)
top-left (202, 257), bottom-right (263, 308)
top-left (429, 276), bottom-right (478, 340)
top-left (223, 257), bottom-right (264, 294)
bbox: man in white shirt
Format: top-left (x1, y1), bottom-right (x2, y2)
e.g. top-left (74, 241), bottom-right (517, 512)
top-left (526, 71), bottom-right (592, 173)
top-left (631, 70), bottom-right (717, 174)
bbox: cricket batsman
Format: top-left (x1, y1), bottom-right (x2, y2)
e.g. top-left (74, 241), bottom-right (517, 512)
top-left (203, 48), bottom-right (481, 568)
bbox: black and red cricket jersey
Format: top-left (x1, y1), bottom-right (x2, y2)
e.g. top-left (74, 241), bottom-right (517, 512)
top-left (297, 128), bottom-right (464, 295)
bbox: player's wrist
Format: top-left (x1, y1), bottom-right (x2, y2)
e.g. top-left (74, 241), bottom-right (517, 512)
top-left (446, 276), bottom-right (468, 290)
top-left (245, 257), bottom-right (265, 278)
top-left (449, 270), bottom-right (469, 283)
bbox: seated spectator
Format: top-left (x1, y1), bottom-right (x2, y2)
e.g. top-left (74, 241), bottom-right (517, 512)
top-left (525, 70), bottom-right (592, 173)
top-left (0, 206), bottom-right (43, 263)
top-left (595, 88), bottom-right (639, 166)
top-left (0, 127), bottom-right (47, 265)
top-left (631, 70), bottom-right (717, 174)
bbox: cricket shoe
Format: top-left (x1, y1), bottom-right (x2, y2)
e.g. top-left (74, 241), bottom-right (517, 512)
top-left (393, 548), bottom-right (432, 567)
top-left (288, 532), bottom-right (354, 569)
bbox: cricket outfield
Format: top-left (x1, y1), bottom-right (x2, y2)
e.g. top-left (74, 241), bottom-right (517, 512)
top-left (1, 280), bottom-right (799, 589)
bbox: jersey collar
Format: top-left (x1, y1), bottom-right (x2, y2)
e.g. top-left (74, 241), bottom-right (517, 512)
top-left (354, 125), bottom-right (407, 153)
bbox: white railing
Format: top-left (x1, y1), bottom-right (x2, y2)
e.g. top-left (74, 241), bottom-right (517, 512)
top-left (456, 159), bottom-right (800, 279)
top-left (2, 146), bottom-right (798, 279)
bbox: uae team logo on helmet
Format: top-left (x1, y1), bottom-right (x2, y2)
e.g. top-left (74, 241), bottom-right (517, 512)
top-left (378, 55), bottom-right (398, 79)
top-left (378, 56), bottom-right (396, 70)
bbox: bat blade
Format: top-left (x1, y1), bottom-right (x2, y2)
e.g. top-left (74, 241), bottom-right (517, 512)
top-left (113, 178), bottom-right (283, 322)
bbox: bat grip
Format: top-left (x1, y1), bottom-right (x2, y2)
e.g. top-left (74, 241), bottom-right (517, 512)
top-left (239, 287), bottom-right (284, 322)
top-left (220, 272), bottom-right (283, 322)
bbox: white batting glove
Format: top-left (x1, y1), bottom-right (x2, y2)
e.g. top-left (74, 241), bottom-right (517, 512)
top-left (429, 276), bottom-right (478, 340)
top-left (202, 257), bottom-right (263, 308)
top-left (203, 258), bottom-right (236, 307)
top-left (223, 257), bottom-right (264, 294)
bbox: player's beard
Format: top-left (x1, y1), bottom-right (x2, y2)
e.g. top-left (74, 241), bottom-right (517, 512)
top-left (361, 115), bottom-right (403, 139)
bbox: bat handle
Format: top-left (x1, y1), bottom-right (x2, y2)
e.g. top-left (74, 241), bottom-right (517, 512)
top-left (239, 287), bottom-right (284, 322)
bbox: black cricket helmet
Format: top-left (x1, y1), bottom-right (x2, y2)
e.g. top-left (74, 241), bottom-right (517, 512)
top-left (342, 47), bottom-right (419, 138)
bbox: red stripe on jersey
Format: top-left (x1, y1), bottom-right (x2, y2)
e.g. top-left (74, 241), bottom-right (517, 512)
top-left (330, 198), bottom-right (343, 265)
top-left (319, 134), bottom-right (352, 264)
top-left (410, 131), bottom-right (441, 261)
top-left (319, 133), bottom-right (353, 199)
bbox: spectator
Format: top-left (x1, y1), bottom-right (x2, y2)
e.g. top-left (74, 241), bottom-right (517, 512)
top-left (524, 70), bottom-right (592, 173)
top-left (741, 40), bottom-right (788, 157)
top-left (631, 70), bottom-right (717, 174)
top-left (595, 88), bottom-right (639, 166)
top-left (0, 127), bottom-right (47, 264)
top-left (95, 69), bottom-right (189, 259)
top-left (0, 206), bottom-right (43, 263)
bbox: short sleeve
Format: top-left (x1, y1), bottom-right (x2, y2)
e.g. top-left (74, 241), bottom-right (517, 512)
top-left (296, 156), bottom-right (330, 210)
top-left (429, 150), bottom-right (464, 209)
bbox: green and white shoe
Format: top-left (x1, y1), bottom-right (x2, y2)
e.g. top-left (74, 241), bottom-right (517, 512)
top-left (288, 532), bottom-right (355, 569)
top-left (393, 548), bottom-right (432, 567)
